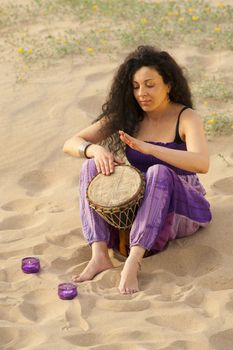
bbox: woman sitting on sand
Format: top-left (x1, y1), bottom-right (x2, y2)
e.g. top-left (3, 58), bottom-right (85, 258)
top-left (63, 45), bottom-right (212, 295)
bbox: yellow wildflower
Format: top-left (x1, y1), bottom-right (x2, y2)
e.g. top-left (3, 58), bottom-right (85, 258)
top-left (178, 17), bottom-right (185, 22)
top-left (231, 125), bottom-right (233, 129)
top-left (92, 5), bottom-right (98, 11)
top-left (214, 27), bottom-right (221, 33)
top-left (100, 39), bottom-right (107, 45)
top-left (217, 2), bottom-right (224, 8)
top-left (211, 112), bottom-right (217, 117)
top-left (207, 119), bottom-right (215, 124)
top-left (140, 17), bottom-right (148, 25)
top-left (27, 48), bottom-right (33, 54)
top-left (188, 8), bottom-right (193, 13)
top-left (204, 6), bottom-right (211, 12)
top-left (18, 74), bottom-right (25, 81)
top-left (203, 101), bottom-right (209, 106)
top-left (192, 16), bottom-right (199, 21)
top-left (87, 47), bottom-right (93, 54)
top-left (18, 47), bottom-right (24, 54)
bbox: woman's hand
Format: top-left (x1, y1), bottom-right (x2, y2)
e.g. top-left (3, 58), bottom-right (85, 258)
top-left (87, 144), bottom-right (125, 175)
top-left (119, 130), bottom-right (152, 155)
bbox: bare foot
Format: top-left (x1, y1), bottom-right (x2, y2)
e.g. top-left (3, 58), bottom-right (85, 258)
top-left (118, 255), bottom-right (141, 294)
top-left (72, 255), bottom-right (113, 283)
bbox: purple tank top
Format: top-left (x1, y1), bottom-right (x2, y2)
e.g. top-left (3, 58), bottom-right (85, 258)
top-left (125, 141), bottom-right (196, 176)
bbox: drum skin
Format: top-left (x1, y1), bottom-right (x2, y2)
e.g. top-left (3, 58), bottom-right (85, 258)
top-left (87, 165), bottom-right (145, 230)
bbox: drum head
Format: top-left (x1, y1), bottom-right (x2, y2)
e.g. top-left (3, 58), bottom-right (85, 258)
top-left (87, 165), bottom-right (143, 207)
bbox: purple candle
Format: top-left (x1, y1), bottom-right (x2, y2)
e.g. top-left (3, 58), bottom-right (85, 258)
top-left (22, 257), bottom-right (40, 273)
top-left (58, 283), bottom-right (78, 300)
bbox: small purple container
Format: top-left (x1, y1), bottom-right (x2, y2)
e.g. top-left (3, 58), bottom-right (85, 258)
top-left (58, 283), bottom-right (78, 300)
top-left (22, 257), bottom-right (40, 273)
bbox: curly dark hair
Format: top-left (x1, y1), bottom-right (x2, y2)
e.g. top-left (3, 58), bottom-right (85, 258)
top-left (95, 45), bottom-right (193, 155)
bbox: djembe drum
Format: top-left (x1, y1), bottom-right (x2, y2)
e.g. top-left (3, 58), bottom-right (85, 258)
top-left (86, 165), bottom-right (145, 256)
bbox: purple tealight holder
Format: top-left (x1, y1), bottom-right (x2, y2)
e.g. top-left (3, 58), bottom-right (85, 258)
top-left (21, 257), bottom-right (40, 274)
top-left (58, 283), bottom-right (78, 300)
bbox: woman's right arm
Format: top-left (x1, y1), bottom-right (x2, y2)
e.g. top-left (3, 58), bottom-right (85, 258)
top-left (63, 119), bottom-right (124, 175)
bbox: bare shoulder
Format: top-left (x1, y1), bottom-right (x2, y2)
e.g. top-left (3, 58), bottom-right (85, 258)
top-left (181, 108), bottom-right (202, 123)
top-left (180, 108), bottom-right (204, 136)
top-left (180, 108), bottom-right (205, 143)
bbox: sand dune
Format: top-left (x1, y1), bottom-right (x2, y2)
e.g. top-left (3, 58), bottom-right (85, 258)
top-left (1, 1), bottom-right (233, 349)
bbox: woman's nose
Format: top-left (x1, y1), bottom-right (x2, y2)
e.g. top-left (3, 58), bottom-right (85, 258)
top-left (138, 86), bottom-right (147, 96)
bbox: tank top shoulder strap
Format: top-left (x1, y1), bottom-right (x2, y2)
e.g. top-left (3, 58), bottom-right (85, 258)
top-left (174, 106), bottom-right (189, 144)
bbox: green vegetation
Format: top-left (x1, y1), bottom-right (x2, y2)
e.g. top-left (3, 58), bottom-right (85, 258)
top-left (1, 0), bottom-right (233, 62)
top-left (204, 113), bottom-right (233, 136)
top-left (1, 0), bottom-right (232, 135)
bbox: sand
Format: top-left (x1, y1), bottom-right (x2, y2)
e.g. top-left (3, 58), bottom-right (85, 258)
top-left (1, 1), bottom-right (233, 349)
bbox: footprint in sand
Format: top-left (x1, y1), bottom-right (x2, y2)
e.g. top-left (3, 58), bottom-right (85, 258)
top-left (85, 70), bottom-right (114, 83)
top-left (211, 176), bottom-right (233, 195)
top-left (183, 286), bottom-right (205, 307)
top-left (78, 94), bottom-right (104, 117)
top-left (162, 340), bottom-right (209, 350)
top-left (198, 272), bottom-right (233, 291)
top-left (32, 242), bottom-right (51, 255)
top-left (65, 346), bottom-right (122, 350)
top-left (142, 269), bottom-right (178, 297)
top-left (154, 244), bottom-right (222, 278)
top-left (0, 326), bottom-right (46, 349)
top-left (64, 332), bottom-right (103, 347)
top-left (1, 198), bottom-right (36, 212)
top-left (146, 308), bottom-right (207, 333)
top-left (18, 169), bottom-right (58, 196)
top-left (0, 301), bottom-right (31, 324)
top-left (64, 329), bottom-right (156, 348)
top-left (226, 294), bottom-right (233, 313)
top-left (210, 328), bottom-right (233, 350)
top-left (96, 298), bottom-right (150, 312)
top-left (0, 270), bottom-right (8, 282)
top-left (35, 201), bottom-right (64, 213)
top-left (0, 327), bottom-right (18, 349)
top-left (64, 341), bottom-right (155, 350)
top-left (0, 214), bottom-right (42, 231)
top-left (46, 228), bottom-right (85, 248)
top-left (1, 198), bottom-right (64, 214)
top-left (49, 255), bottom-right (81, 274)
top-left (19, 292), bottom-right (68, 323)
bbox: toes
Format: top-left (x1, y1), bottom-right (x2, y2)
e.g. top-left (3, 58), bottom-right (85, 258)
top-left (72, 274), bottom-right (80, 282)
top-left (118, 286), bottom-right (139, 294)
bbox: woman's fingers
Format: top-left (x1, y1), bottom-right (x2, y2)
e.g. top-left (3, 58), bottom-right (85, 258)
top-left (119, 130), bottom-right (135, 146)
top-left (96, 162), bottom-right (101, 173)
top-left (96, 157), bottom-right (115, 175)
top-left (114, 157), bottom-right (125, 164)
top-left (119, 131), bottom-right (138, 150)
top-left (119, 130), bottom-right (150, 153)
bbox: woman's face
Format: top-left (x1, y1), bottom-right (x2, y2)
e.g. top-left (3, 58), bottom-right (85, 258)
top-left (132, 66), bottom-right (170, 112)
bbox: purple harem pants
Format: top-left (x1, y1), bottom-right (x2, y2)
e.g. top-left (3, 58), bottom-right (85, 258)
top-left (79, 159), bottom-right (212, 253)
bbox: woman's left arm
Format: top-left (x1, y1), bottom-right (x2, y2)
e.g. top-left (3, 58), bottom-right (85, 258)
top-left (119, 110), bottom-right (209, 174)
